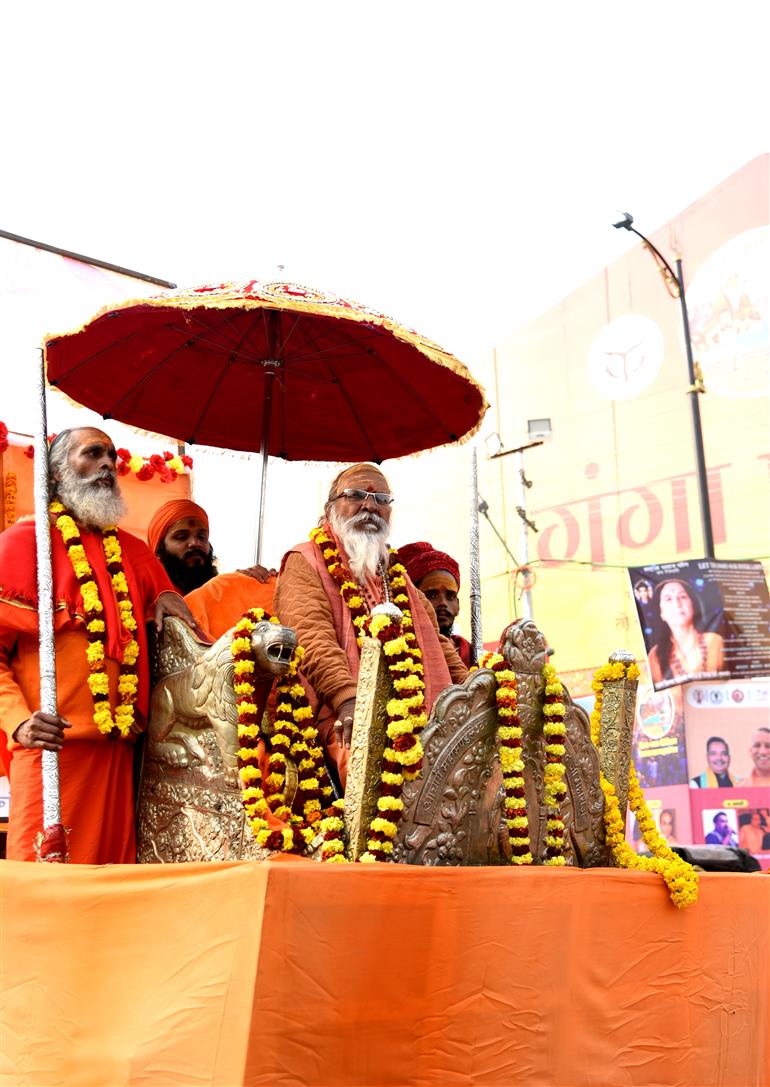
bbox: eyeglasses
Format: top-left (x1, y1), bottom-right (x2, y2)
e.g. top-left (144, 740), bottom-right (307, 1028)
top-left (331, 488), bottom-right (394, 507)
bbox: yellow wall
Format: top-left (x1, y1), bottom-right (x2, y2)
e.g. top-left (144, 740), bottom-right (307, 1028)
top-left (473, 156), bottom-right (769, 684)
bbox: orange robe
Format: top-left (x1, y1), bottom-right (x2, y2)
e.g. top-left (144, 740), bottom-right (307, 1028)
top-left (185, 572), bottom-right (276, 641)
top-left (0, 518), bottom-right (173, 863)
top-left (275, 531), bottom-right (467, 788)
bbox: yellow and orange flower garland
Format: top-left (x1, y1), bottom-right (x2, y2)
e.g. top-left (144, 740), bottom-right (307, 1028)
top-left (479, 652), bottom-right (568, 865)
top-left (115, 447), bottom-right (192, 483)
top-left (590, 660), bottom-right (699, 908)
top-left (3, 472), bottom-right (17, 526)
top-left (50, 500), bottom-right (139, 738)
top-left (231, 607), bottom-right (346, 861)
top-left (310, 526), bottom-right (427, 862)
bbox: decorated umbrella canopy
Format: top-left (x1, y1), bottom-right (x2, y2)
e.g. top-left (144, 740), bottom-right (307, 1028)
top-left (44, 280), bottom-right (488, 560)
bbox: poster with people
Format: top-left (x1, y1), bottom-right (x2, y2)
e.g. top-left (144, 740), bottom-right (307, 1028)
top-left (683, 679), bottom-right (770, 789)
top-left (626, 785), bottom-right (692, 854)
top-left (683, 679), bottom-right (770, 868)
top-left (689, 791), bottom-right (770, 871)
top-left (632, 683), bottom-right (689, 787)
top-left (629, 559), bottom-right (770, 692)
top-left (625, 671), bottom-right (769, 867)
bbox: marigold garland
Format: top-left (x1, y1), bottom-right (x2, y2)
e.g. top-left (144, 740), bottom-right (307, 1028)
top-left (480, 652), bottom-right (568, 865)
top-left (590, 661), bottom-right (699, 908)
top-left (50, 500), bottom-right (139, 738)
top-left (3, 472), bottom-right (17, 527)
top-left (310, 526), bottom-right (427, 863)
top-left (232, 607), bottom-right (347, 861)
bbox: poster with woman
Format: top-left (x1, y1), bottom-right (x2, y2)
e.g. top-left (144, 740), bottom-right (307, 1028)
top-left (628, 559), bottom-right (770, 692)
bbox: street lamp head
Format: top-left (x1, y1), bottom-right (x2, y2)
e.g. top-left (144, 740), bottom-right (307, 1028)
top-left (612, 210), bottom-right (634, 230)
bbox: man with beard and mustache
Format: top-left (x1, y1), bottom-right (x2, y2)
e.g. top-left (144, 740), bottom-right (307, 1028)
top-left (398, 541), bottom-right (476, 668)
top-left (274, 463), bottom-right (468, 790)
top-left (147, 500), bottom-right (277, 636)
top-left (0, 427), bottom-right (202, 863)
top-left (147, 499), bottom-right (219, 594)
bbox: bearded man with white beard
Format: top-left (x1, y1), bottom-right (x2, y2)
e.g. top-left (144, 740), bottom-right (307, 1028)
top-left (0, 427), bottom-right (203, 863)
top-left (274, 463), bottom-right (468, 791)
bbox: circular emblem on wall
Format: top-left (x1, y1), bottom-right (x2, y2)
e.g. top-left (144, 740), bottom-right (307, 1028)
top-left (587, 314), bottom-right (665, 400)
top-left (686, 226), bottom-right (768, 398)
top-left (635, 684), bottom-right (676, 740)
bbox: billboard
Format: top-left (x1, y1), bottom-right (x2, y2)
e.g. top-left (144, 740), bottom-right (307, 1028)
top-left (629, 558), bottom-right (770, 691)
top-left (476, 155), bottom-right (769, 674)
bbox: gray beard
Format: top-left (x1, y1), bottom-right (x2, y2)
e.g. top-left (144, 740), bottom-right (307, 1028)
top-left (329, 507), bottom-right (389, 583)
top-left (56, 464), bottom-right (127, 530)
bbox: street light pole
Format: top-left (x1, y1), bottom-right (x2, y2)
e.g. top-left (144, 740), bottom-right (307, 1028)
top-left (612, 213), bottom-right (715, 558)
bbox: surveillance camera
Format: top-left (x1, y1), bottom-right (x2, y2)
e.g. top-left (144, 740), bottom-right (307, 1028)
top-left (612, 211), bottom-right (634, 230)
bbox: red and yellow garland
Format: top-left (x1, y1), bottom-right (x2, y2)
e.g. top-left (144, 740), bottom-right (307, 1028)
top-left (480, 651), bottom-right (568, 865)
top-left (590, 661), bottom-right (699, 908)
top-left (231, 607), bottom-right (346, 861)
top-left (310, 526), bottom-right (427, 862)
top-left (3, 472), bottom-right (17, 527)
top-left (50, 500), bottom-right (139, 738)
top-left (16, 434), bottom-right (193, 481)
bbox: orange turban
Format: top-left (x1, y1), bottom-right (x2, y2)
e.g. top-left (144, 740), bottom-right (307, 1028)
top-left (147, 500), bottom-right (209, 554)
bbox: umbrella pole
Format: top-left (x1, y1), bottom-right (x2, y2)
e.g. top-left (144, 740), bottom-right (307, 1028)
top-left (33, 349), bottom-right (67, 862)
top-left (469, 446), bottom-right (483, 662)
top-left (254, 361), bottom-right (279, 566)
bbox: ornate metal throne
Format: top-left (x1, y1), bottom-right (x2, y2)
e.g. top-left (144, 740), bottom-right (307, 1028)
top-left (137, 617), bottom-right (638, 866)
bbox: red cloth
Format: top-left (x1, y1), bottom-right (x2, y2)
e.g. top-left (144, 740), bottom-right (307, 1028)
top-left (452, 633), bottom-right (475, 668)
top-left (0, 517), bottom-right (174, 721)
top-left (147, 499), bottom-right (209, 554)
top-left (0, 517), bottom-right (174, 863)
top-left (398, 540), bottom-right (461, 588)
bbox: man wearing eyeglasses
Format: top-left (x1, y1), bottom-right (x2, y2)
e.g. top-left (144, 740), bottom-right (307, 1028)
top-left (274, 462), bottom-right (468, 791)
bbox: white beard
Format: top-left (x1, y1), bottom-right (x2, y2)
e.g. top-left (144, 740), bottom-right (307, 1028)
top-left (56, 464), bottom-right (127, 530)
top-left (329, 507), bottom-right (389, 583)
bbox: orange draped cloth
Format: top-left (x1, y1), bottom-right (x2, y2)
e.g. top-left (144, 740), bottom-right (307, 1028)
top-left (184, 571), bottom-right (276, 641)
top-left (1, 860), bottom-right (766, 1086)
top-left (275, 531), bottom-right (465, 788)
top-left (0, 518), bottom-right (173, 863)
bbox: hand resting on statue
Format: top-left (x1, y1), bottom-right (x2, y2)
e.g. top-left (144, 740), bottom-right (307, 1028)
top-left (154, 590), bottom-right (208, 639)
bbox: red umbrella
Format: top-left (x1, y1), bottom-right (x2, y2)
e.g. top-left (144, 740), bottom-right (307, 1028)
top-left (45, 280), bottom-right (488, 558)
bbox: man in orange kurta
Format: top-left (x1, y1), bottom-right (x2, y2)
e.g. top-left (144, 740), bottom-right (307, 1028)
top-left (274, 463), bottom-right (467, 790)
top-left (148, 498), bottom-right (277, 598)
top-left (0, 427), bottom-right (201, 863)
top-left (185, 571), bottom-right (276, 642)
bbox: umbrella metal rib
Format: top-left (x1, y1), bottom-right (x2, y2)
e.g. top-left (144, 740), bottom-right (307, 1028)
top-left (287, 317), bottom-right (380, 462)
top-left (295, 313), bottom-right (460, 448)
top-left (185, 353), bottom-right (240, 445)
top-left (103, 337), bottom-right (198, 419)
top-left (47, 320), bottom-right (160, 379)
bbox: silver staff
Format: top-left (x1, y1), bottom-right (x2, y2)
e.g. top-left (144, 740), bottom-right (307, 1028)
top-left (33, 349), bottom-right (63, 842)
top-left (469, 445), bottom-right (483, 662)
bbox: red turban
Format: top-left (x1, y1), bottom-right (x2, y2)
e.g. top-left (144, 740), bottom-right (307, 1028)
top-left (398, 541), bottom-right (460, 589)
top-left (147, 500), bottom-right (209, 554)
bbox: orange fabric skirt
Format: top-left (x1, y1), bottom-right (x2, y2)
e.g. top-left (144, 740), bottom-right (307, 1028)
top-left (7, 739), bottom-right (136, 863)
top-left (1, 860), bottom-right (767, 1085)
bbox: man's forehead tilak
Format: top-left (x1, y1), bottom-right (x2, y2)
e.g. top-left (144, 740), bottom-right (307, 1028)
top-left (337, 463), bottom-right (390, 492)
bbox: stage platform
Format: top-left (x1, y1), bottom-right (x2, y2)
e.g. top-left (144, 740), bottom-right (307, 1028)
top-left (2, 858), bottom-right (768, 1086)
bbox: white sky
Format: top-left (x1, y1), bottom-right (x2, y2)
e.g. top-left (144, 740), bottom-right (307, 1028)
top-left (1, 1), bottom-right (768, 572)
